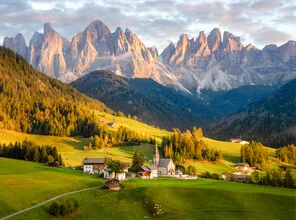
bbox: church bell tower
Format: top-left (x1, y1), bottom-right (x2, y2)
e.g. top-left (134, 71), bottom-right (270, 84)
top-left (153, 143), bottom-right (160, 167)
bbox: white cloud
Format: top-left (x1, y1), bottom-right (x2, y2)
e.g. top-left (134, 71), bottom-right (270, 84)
top-left (0, 0), bottom-right (295, 52)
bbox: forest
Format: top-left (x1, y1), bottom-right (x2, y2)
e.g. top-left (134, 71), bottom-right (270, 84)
top-left (0, 46), bottom-right (111, 137)
top-left (86, 126), bottom-right (156, 149)
top-left (0, 139), bottom-right (64, 166)
top-left (276, 144), bottom-right (296, 165)
top-left (161, 127), bottom-right (223, 164)
top-left (208, 79), bottom-right (296, 148)
top-left (240, 141), bottom-right (269, 167)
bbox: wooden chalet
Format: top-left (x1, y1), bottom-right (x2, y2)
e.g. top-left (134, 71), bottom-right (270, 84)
top-left (104, 179), bottom-right (120, 190)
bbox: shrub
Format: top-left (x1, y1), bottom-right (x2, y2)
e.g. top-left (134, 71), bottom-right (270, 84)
top-left (59, 204), bottom-right (67, 216)
top-left (49, 202), bottom-right (59, 216)
top-left (49, 199), bottom-right (79, 217)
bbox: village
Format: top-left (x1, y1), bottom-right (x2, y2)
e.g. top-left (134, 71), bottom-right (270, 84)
top-left (82, 143), bottom-right (255, 190)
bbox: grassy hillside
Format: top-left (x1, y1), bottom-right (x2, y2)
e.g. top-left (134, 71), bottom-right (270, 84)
top-left (0, 157), bottom-right (103, 218)
top-left (0, 130), bottom-right (155, 166)
top-left (9, 178), bottom-right (296, 220)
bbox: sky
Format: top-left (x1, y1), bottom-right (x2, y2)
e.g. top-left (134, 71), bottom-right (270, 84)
top-left (1, 0), bottom-right (295, 52)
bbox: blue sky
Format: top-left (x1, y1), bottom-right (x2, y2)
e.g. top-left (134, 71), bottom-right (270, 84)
top-left (1, 0), bottom-right (295, 52)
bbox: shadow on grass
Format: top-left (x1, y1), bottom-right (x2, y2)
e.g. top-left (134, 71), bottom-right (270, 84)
top-left (61, 137), bottom-right (89, 151)
top-left (223, 155), bottom-right (241, 163)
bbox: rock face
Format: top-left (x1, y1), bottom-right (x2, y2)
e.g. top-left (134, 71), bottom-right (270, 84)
top-left (3, 21), bottom-right (296, 94)
top-left (3, 33), bottom-right (28, 59)
top-left (161, 28), bottom-right (296, 93)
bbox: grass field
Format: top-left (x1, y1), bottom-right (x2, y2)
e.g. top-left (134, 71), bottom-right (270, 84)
top-left (0, 128), bottom-right (278, 174)
top-left (94, 110), bottom-right (172, 143)
top-left (0, 130), bottom-right (154, 166)
top-left (10, 177), bottom-right (296, 220)
top-left (0, 157), bottom-right (103, 218)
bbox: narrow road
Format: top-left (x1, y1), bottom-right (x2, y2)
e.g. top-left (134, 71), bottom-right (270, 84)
top-left (1, 186), bottom-right (101, 220)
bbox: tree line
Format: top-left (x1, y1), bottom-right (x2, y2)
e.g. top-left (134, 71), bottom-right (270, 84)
top-left (161, 127), bottom-right (223, 164)
top-left (276, 144), bottom-right (296, 165)
top-left (240, 141), bottom-right (268, 167)
top-left (250, 168), bottom-right (295, 189)
top-left (86, 126), bottom-right (156, 149)
top-left (0, 139), bottom-right (64, 166)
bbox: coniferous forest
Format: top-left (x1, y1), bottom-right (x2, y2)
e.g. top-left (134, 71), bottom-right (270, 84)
top-left (161, 127), bottom-right (223, 164)
top-left (0, 46), bottom-right (112, 137)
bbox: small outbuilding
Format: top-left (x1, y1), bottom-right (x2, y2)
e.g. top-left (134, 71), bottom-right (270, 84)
top-left (104, 179), bottom-right (120, 190)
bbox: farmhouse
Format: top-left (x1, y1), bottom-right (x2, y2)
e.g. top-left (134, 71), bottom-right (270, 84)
top-left (230, 138), bottom-right (249, 145)
top-left (107, 122), bottom-right (119, 128)
top-left (103, 161), bottom-right (130, 180)
top-left (153, 144), bottom-right (175, 175)
top-left (229, 138), bottom-right (242, 143)
top-left (137, 165), bottom-right (158, 179)
top-left (104, 179), bottom-right (120, 190)
top-left (234, 162), bottom-right (250, 171)
top-left (82, 158), bottom-right (105, 174)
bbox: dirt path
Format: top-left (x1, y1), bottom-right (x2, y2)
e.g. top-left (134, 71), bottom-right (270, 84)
top-left (1, 186), bottom-right (100, 220)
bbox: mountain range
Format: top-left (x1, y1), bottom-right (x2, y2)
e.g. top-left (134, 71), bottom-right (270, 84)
top-left (3, 20), bottom-right (296, 94)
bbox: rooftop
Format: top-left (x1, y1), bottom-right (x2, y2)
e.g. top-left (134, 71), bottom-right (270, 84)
top-left (82, 158), bottom-right (105, 164)
top-left (159, 158), bottom-right (172, 167)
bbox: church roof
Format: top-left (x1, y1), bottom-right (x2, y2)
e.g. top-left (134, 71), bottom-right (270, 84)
top-left (158, 158), bottom-right (172, 167)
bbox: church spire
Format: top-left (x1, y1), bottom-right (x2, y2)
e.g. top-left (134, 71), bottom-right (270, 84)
top-left (153, 143), bottom-right (159, 167)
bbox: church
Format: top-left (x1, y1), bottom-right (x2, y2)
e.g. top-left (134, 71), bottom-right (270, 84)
top-left (153, 144), bottom-right (175, 175)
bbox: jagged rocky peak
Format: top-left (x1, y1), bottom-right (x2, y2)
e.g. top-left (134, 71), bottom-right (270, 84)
top-left (178, 34), bottom-right (189, 47)
top-left (222, 31), bottom-right (242, 52)
top-left (279, 40), bottom-right (296, 62)
top-left (263, 44), bottom-right (278, 51)
top-left (112, 26), bottom-right (130, 55)
top-left (197, 31), bottom-right (207, 44)
top-left (160, 42), bottom-right (176, 64)
top-left (3, 33), bottom-right (28, 59)
top-left (244, 43), bottom-right (258, 51)
top-left (44, 22), bottom-right (55, 35)
top-left (207, 28), bottom-right (221, 52)
top-left (148, 47), bottom-right (158, 59)
top-left (84, 20), bottom-right (111, 41)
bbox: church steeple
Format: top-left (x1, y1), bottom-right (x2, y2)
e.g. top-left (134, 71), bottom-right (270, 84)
top-left (153, 143), bottom-right (159, 167)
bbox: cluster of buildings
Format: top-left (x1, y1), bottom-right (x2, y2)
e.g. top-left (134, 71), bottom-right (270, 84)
top-left (228, 162), bottom-right (255, 181)
top-left (82, 144), bottom-right (183, 182)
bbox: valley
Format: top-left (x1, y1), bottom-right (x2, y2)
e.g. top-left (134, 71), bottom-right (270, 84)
top-left (1, 4), bottom-right (296, 219)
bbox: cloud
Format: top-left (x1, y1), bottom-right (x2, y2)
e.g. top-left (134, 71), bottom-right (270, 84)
top-left (0, 0), bottom-right (295, 52)
top-left (253, 28), bottom-right (293, 45)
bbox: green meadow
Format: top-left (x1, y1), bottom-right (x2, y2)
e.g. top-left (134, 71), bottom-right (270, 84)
top-left (0, 130), bottom-right (154, 166)
top-left (9, 176), bottom-right (296, 220)
top-left (0, 157), bottom-right (102, 218)
top-left (0, 124), bottom-right (277, 174)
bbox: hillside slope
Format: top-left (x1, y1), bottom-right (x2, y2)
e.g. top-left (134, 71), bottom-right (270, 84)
top-left (207, 79), bottom-right (296, 147)
top-left (0, 46), bottom-right (112, 136)
top-left (71, 70), bottom-right (216, 130)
